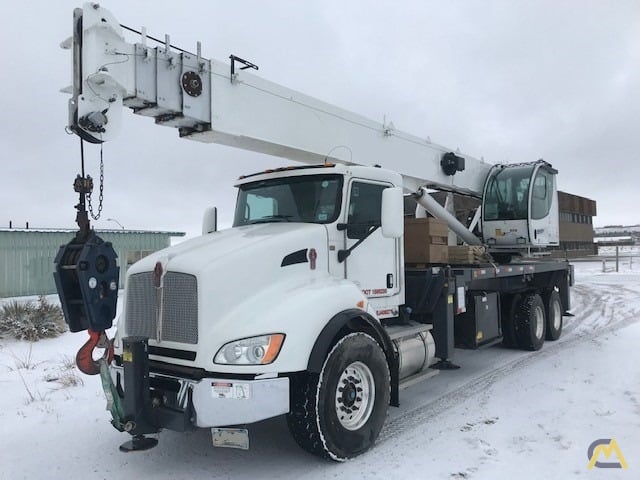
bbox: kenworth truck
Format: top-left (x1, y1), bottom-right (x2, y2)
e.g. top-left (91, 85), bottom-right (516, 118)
top-left (54, 4), bottom-right (572, 460)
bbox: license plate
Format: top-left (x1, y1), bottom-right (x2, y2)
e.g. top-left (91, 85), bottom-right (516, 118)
top-left (211, 428), bottom-right (249, 450)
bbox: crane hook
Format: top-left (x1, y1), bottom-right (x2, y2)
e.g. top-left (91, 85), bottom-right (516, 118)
top-left (76, 329), bottom-right (114, 375)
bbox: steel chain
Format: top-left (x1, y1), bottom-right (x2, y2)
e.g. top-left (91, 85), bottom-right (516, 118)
top-left (87, 144), bottom-right (104, 220)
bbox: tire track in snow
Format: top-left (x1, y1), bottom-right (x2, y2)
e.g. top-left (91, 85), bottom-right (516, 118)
top-left (378, 282), bottom-right (640, 445)
top-left (566, 283), bottom-right (640, 336)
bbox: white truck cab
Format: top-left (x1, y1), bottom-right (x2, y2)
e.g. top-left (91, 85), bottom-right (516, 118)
top-left (109, 164), bottom-right (417, 458)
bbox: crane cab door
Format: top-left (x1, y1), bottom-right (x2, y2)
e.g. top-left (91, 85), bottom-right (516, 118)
top-left (528, 165), bottom-right (559, 246)
top-left (342, 179), bottom-right (401, 317)
top-left (482, 161), bottom-right (559, 248)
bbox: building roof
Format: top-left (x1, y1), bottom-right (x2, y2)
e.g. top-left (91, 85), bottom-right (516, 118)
top-left (595, 225), bottom-right (640, 235)
top-left (0, 228), bottom-right (185, 236)
top-left (594, 236), bottom-right (633, 243)
top-left (594, 236), bottom-right (635, 246)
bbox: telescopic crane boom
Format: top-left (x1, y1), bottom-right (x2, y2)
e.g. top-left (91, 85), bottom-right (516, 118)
top-left (62, 3), bottom-right (559, 249)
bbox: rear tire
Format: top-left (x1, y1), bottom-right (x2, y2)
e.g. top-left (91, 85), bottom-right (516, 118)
top-left (514, 293), bottom-right (546, 351)
top-left (543, 289), bottom-right (563, 341)
top-left (286, 332), bottom-right (390, 461)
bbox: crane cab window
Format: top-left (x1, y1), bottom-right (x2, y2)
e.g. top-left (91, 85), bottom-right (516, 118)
top-left (483, 166), bottom-right (532, 221)
top-left (234, 174), bottom-right (343, 226)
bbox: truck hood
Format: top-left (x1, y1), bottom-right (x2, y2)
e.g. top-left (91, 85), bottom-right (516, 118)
top-left (120, 223), bottom-right (333, 369)
top-left (128, 223), bottom-right (328, 276)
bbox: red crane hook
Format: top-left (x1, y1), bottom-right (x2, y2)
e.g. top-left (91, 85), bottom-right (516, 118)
top-left (76, 329), bottom-right (114, 375)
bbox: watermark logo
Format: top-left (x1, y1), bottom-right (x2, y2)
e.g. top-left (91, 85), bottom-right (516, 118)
top-left (587, 438), bottom-right (628, 469)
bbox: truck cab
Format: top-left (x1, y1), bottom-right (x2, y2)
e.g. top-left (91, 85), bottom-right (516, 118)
top-left (117, 163), bottom-right (404, 366)
top-left (234, 164), bottom-right (404, 312)
top-left (111, 163), bottom-right (413, 458)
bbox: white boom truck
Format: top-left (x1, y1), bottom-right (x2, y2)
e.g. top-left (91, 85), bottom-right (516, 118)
top-left (55, 3), bottom-right (573, 459)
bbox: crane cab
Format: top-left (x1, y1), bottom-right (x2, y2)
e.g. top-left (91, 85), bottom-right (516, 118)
top-left (481, 160), bottom-right (559, 249)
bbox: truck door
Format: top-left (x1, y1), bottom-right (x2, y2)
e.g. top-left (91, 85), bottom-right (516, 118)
top-left (344, 179), bottom-right (401, 312)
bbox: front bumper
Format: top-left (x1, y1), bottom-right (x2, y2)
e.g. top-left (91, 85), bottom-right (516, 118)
top-left (110, 364), bottom-right (290, 430)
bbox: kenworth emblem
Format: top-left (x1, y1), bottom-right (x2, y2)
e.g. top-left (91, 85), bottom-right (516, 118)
top-left (153, 262), bottom-right (164, 288)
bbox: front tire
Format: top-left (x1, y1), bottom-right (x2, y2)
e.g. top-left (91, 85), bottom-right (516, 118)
top-left (286, 332), bottom-right (390, 461)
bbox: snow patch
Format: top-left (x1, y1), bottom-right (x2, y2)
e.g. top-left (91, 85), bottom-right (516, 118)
top-left (1, 262), bottom-right (638, 478)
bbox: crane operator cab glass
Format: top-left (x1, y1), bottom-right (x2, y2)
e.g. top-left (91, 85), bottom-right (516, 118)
top-left (481, 161), bottom-right (559, 248)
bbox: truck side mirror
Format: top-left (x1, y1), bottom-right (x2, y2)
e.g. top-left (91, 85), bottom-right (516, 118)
top-left (202, 207), bottom-right (218, 234)
top-left (381, 188), bottom-right (403, 238)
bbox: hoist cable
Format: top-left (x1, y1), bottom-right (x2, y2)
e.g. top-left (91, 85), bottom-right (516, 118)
top-left (80, 138), bottom-right (86, 179)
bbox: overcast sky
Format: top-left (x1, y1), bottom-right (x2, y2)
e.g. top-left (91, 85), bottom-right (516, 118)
top-left (0, 1), bottom-right (638, 238)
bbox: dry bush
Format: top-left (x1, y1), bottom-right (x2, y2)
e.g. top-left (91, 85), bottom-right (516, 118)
top-left (0, 300), bottom-right (33, 338)
top-left (44, 356), bottom-right (84, 389)
top-left (44, 371), bottom-right (84, 388)
top-left (0, 296), bottom-right (67, 341)
top-left (8, 345), bottom-right (39, 370)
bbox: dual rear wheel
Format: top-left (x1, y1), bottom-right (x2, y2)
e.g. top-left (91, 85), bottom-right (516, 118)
top-left (502, 289), bottom-right (563, 351)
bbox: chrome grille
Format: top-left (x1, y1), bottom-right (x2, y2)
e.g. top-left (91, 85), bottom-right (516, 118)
top-left (125, 272), bottom-right (198, 345)
top-left (126, 272), bottom-right (156, 339)
top-left (161, 273), bottom-right (198, 344)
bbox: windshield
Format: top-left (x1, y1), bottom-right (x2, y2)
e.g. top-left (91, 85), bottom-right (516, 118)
top-left (483, 166), bottom-right (533, 221)
top-left (233, 174), bottom-right (343, 226)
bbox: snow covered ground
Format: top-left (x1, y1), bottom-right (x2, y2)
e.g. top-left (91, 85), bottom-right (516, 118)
top-left (1, 261), bottom-right (639, 480)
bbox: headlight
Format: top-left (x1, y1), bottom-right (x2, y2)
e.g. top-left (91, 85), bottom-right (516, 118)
top-left (214, 334), bottom-right (285, 365)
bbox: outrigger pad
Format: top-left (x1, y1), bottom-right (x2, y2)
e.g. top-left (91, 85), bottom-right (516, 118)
top-left (119, 435), bottom-right (159, 453)
top-left (432, 359), bottom-right (461, 370)
top-left (54, 231), bottom-right (119, 332)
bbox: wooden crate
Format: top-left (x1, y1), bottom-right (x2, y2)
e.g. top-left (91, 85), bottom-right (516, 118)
top-left (448, 245), bottom-right (488, 264)
top-left (404, 218), bottom-right (449, 263)
top-left (404, 217), bottom-right (448, 236)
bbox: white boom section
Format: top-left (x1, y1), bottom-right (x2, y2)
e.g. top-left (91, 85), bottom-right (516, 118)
top-left (66, 3), bottom-right (492, 198)
top-left (414, 189), bottom-right (482, 245)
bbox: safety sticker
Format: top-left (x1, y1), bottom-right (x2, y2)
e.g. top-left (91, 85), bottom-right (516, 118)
top-left (211, 381), bottom-right (251, 399)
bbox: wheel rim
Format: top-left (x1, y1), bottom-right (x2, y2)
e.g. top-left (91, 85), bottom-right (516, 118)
top-left (551, 299), bottom-right (562, 331)
top-left (533, 305), bottom-right (545, 339)
top-left (334, 361), bottom-right (375, 431)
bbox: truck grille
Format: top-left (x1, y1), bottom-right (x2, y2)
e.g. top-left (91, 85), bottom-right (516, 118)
top-left (125, 272), bottom-right (198, 345)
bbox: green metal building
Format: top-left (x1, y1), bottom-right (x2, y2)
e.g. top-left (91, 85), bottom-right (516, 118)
top-left (0, 228), bottom-right (184, 298)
